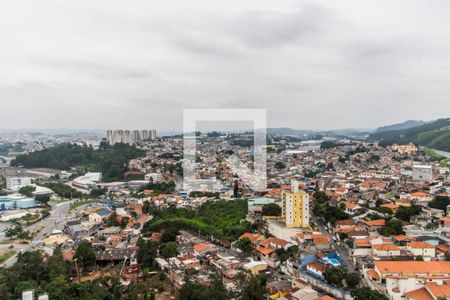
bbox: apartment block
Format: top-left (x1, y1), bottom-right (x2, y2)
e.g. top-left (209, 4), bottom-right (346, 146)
top-left (281, 180), bottom-right (310, 228)
top-left (106, 129), bottom-right (157, 145)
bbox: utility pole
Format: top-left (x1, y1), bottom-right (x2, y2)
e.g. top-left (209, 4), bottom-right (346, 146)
top-left (74, 258), bottom-right (81, 283)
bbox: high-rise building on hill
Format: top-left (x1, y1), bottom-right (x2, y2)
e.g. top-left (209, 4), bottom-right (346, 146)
top-left (106, 129), bottom-right (157, 144)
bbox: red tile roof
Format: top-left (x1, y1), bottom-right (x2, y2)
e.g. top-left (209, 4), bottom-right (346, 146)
top-left (307, 262), bottom-right (328, 273)
top-left (375, 261), bottom-right (450, 275)
top-left (193, 243), bottom-right (214, 253)
top-left (239, 232), bottom-right (264, 243)
top-left (256, 246), bottom-right (275, 256)
top-left (363, 219), bottom-right (386, 227)
top-left (408, 241), bottom-right (434, 249)
top-left (260, 237), bottom-right (289, 248)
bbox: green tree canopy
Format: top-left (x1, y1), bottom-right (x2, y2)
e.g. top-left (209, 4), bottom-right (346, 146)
top-left (236, 238), bottom-right (253, 254)
top-left (351, 288), bottom-right (389, 300)
top-left (35, 194), bottom-right (50, 205)
top-left (274, 162), bottom-right (286, 169)
top-left (74, 241), bottom-right (96, 271)
top-left (11, 143), bottom-right (146, 182)
top-left (19, 185), bottom-right (36, 197)
top-left (379, 219), bottom-right (404, 236)
top-left (377, 206), bottom-right (393, 219)
top-left (160, 242), bottom-right (177, 259)
top-left (395, 205), bottom-right (421, 222)
top-left (48, 248), bottom-right (71, 280)
top-left (429, 196), bottom-right (450, 211)
top-left (137, 239), bottom-right (158, 268)
top-left (179, 276), bottom-right (230, 300)
top-left (239, 274), bottom-right (268, 300)
top-left (345, 272), bottom-right (360, 289)
top-left (262, 203), bottom-right (281, 216)
top-left (324, 267), bottom-right (347, 287)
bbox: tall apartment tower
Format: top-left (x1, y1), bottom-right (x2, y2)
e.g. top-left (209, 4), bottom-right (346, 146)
top-left (281, 179), bottom-right (310, 228)
top-left (132, 130), bottom-right (141, 142)
top-left (149, 129), bottom-right (157, 140)
top-left (123, 130), bottom-right (132, 144)
top-left (141, 130), bottom-right (149, 140)
top-left (106, 130), bottom-right (113, 144)
top-left (115, 130), bottom-right (124, 144)
top-left (107, 129), bottom-right (157, 144)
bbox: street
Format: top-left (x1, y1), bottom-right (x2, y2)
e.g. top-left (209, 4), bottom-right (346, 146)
top-left (1, 200), bottom-right (72, 268)
top-left (312, 216), bottom-right (356, 273)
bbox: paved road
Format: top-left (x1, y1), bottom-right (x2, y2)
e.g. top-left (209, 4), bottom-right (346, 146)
top-left (31, 201), bottom-right (72, 242)
top-left (433, 149), bottom-right (450, 159)
top-left (312, 216), bottom-right (356, 273)
top-left (1, 201), bottom-right (72, 268)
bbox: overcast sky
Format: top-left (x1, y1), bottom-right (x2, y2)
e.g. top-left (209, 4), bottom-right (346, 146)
top-left (1, 0), bottom-right (450, 131)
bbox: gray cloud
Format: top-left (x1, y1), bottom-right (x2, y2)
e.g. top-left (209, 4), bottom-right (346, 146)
top-left (0, 0), bottom-right (449, 131)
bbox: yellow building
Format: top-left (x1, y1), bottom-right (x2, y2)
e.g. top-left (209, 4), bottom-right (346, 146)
top-left (392, 143), bottom-right (417, 155)
top-left (282, 180), bottom-right (310, 228)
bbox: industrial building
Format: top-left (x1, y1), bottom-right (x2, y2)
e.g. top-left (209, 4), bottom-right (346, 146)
top-left (0, 195), bottom-right (37, 210)
top-left (72, 172), bottom-right (102, 189)
top-left (6, 176), bottom-right (32, 191)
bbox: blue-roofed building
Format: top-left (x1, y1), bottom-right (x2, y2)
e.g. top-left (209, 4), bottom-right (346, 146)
top-left (96, 209), bottom-right (112, 216)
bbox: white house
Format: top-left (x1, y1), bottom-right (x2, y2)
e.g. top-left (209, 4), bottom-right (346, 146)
top-left (406, 241), bottom-right (435, 260)
top-left (306, 262), bottom-right (327, 279)
top-left (372, 244), bottom-right (401, 257)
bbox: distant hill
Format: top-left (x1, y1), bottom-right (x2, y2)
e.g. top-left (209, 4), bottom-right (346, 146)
top-left (375, 120), bottom-right (426, 133)
top-left (369, 118), bottom-right (450, 151)
top-left (266, 127), bottom-right (369, 138)
top-left (267, 128), bottom-right (313, 137)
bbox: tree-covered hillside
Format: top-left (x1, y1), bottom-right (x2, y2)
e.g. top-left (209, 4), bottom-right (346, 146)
top-left (11, 143), bottom-right (146, 182)
top-left (142, 199), bottom-right (250, 241)
top-left (369, 118), bottom-right (450, 151)
top-left (374, 120), bottom-right (426, 133)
